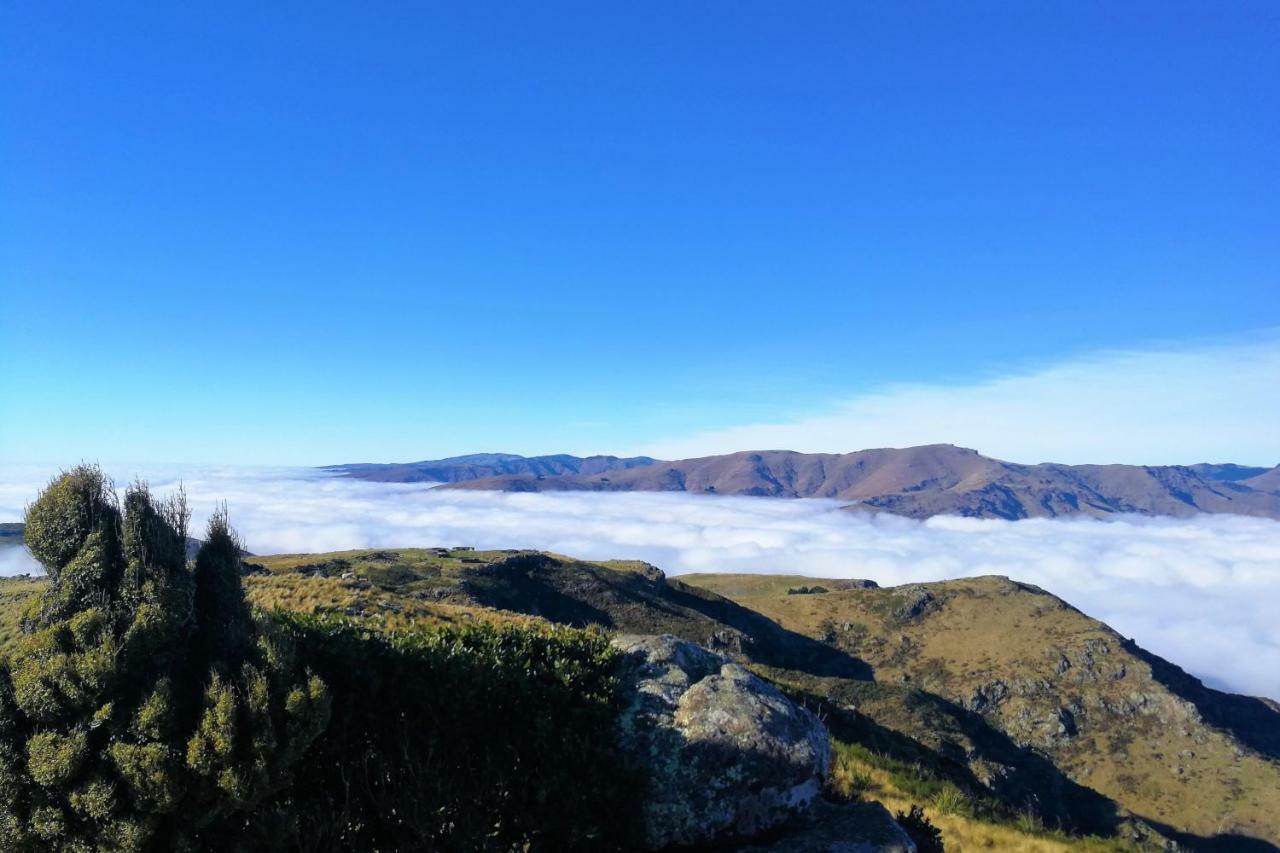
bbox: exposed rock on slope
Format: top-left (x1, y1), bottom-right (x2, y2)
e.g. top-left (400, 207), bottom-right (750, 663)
top-left (613, 634), bottom-right (832, 849)
top-left (430, 445), bottom-right (1280, 520)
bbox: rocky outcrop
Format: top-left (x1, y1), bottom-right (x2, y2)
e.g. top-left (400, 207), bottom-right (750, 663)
top-left (612, 634), bottom-right (831, 850)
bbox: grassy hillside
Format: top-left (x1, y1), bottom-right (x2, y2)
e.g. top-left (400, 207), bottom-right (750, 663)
top-left (237, 549), bottom-right (1280, 848)
top-left (0, 575), bottom-right (41, 656)
top-left (685, 573), bottom-right (1280, 848)
top-left (4, 548), bottom-right (1276, 850)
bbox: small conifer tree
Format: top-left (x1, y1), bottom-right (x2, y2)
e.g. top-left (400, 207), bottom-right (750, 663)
top-left (0, 466), bottom-right (329, 852)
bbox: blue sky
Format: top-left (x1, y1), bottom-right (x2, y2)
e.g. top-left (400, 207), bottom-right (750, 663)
top-left (2, 2), bottom-right (1277, 466)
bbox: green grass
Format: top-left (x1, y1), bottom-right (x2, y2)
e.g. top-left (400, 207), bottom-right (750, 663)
top-left (0, 575), bottom-right (43, 658)
top-left (827, 738), bottom-right (1147, 852)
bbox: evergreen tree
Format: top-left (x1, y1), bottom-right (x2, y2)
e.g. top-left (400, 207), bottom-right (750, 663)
top-left (0, 466), bottom-right (329, 852)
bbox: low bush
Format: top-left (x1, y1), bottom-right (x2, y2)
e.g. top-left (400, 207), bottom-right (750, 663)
top-left (267, 613), bottom-right (645, 852)
top-left (896, 804), bottom-right (945, 853)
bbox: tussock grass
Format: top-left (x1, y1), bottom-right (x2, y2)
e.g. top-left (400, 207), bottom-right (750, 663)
top-left (827, 739), bottom-right (1144, 853)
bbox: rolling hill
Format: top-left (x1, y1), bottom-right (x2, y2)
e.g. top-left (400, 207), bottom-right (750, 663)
top-left (4, 543), bottom-right (1278, 848)
top-left (418, 445), bottom-right (1280, 521)
top-left (1243, 465), bottom-right (1280, 493)
top-left (238, 550), bottom-right (1280, 848)
top-left (158, 550), bottom-right (1280, 846)
top-left (324, 452), bottom-right (658, 483)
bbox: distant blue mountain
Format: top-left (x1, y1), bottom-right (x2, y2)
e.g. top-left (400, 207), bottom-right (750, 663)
top-left (324, 453), bottom-right (661, 484)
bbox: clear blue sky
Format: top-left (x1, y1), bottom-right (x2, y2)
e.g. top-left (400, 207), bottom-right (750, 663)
top-left (2, 2), bottom-right (1277, 465)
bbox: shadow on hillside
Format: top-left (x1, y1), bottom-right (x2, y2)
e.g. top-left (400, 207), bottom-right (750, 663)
top-left (798, 682), bottom-right (1123, 837)
top-left (784, 679), bottom-right (1280, 851)
top-left (1123, 639), bottom-right (1280, 760)
top-left (1144, 819), bottom-right (1280, 853)
top-left (663, 580), bottom-right (875, 681)
top-left (455, 554), bottom-right (874, 681)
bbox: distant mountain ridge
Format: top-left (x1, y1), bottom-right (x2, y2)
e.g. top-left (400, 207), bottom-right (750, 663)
top-left (324, 452), bottom-right (659, 483)
top-left (330, 446), bottom-right (1280, 521)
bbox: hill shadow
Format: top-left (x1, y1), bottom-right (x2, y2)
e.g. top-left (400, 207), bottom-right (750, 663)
top-left (663, 579), bottom-right (874, 680)
top-left (455, 553), bottom-right (873, 681)
top-left (792, 680), bottom-right (1123, 837)
top-left (783, 679), bottom-right (1280, 851)
top-left (1123, 639), bottom-right (1280, 760)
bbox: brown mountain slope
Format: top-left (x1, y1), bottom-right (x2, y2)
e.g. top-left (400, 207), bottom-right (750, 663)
top-left (1243, 466), bottom-right (1280, 493)
top-left (439, 445), bottom-right (1280, 520)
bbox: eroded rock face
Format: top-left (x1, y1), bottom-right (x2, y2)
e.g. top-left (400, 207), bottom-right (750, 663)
top-left (613, 634), bottom-right (831, 850)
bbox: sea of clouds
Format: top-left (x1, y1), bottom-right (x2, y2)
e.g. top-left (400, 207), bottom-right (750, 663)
top-left (2, 464), bottom-right (1278, 701)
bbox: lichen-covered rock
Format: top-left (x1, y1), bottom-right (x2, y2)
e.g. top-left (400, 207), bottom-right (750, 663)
top-left (738, 801), bottom-right (918, 852)
top-left (613, 634), bottom-right (831, 849)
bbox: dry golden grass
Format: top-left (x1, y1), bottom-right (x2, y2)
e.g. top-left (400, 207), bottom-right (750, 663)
top-left (243, 572), bottom-right (538, 633)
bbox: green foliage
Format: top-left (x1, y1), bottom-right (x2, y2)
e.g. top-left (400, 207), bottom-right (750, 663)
top-left (21, 467), bottom-right (118, 580)
top-left (0, 467), bottom-right (330, 852)
top-left (827, 754), bottom-right (876, 802)
top-left (191, 508), bottom-right (253, 666)
top-left (4, 490), bottom-right (646, 851)
top-left (896, 804), bottom-right (946, 853)
top-left (931, 782), bottom-right (974, 817)
top-left (266, 613), bottom-right (645, 852)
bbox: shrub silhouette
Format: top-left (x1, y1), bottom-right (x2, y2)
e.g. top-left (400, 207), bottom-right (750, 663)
top-left (896, 804), bottom-right (946, 852)
top-left (0, 466), bottom-right (329, 852)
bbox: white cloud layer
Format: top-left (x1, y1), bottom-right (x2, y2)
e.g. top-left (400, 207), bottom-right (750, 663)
top-left (626, 333), bottom-right (1280, 466)
top-left (2, 465), bottom-right (1279, 700)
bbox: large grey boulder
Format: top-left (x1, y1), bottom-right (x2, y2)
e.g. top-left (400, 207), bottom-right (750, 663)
top-left (613, 634), bottom-right (832, 849)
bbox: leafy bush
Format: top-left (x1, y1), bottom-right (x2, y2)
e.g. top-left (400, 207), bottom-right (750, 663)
top-left (0, 467), bottom-right (329, 852)
top-left (896, 804), bottom-right (946, 853)
top-left (266, 614), bottom-right (645, 851)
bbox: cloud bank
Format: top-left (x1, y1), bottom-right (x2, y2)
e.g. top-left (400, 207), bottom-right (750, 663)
top-left (2, 465), bottom-right (1278, 700)
top-left (626, 333), bottom-right (1280, 466)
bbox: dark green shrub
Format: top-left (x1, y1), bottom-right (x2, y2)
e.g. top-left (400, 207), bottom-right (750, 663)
top-left (2, 467), bottom-right (643, 851)
top-left (896, 804), bottom-right (945, 852)
top-left (0, 467), bottom-right (329, 852)
top-left (267, 613), bottom-right (645, 852)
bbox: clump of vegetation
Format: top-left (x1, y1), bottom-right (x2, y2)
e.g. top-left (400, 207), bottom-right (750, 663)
top-left (0, 466), bottom-right (330, 851)
top-left (786, 585), bottom-right (829, 595)
top-left (827, 752), bottom-right (876, 802)
top-left (0, 474), bottom-right (644, 851)
top-left (896, 804), bottom-right (946, 852)
top-left (272, 615), bottom-right (644, 851)
top-left (931, 782), bottom-right (974, 817)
